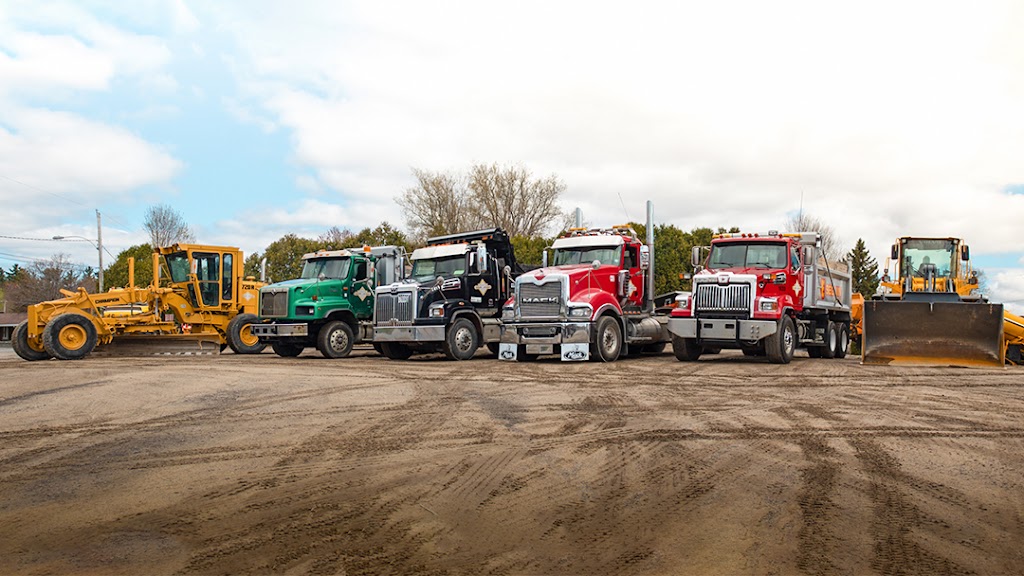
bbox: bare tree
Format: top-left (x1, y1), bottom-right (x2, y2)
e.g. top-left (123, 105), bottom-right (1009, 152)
top-left (144, 204), bottom-right (196, 248)
top-left (400, 168), bottom-right (473, 240)
top-left (400, 164), bottom-right (568, 240)
top-left (467, 163), bottom-right (568, 238)
top-left (785, 212), bottom-right (843, 262)
top-left (4, 254), bottom-right (96, 311)
top-left (319, 226), bottom-right (355, 249)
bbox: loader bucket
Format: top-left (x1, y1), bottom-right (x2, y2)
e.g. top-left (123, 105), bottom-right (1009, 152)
top-left (90, 334), bottom-right (224, 357)
top-left (862, 300), bottom-right (1005, 367)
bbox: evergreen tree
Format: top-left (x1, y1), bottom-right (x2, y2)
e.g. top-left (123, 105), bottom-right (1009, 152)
top-left (847, 238), bottom-right (879, 297)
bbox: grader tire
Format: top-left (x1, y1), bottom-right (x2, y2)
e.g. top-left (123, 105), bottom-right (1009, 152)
top-left (12, 320), bottom-right (51, 361)
top-left (227, 314), bottom-right (266, 354)
top-left (42, 314), bottom-right (98, 360)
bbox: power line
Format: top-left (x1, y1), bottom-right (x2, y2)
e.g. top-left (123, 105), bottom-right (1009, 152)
top-left (0, 174), bottom-right (138, 233)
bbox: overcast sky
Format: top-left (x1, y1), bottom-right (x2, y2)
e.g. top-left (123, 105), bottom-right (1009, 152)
top-left (1, 0), bottom-right (1022, 312)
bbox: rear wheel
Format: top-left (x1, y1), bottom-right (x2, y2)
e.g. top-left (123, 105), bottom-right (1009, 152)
top-left (766, 316), bottom-right (796, 364)
top-left (443, 318), bottom-right (479, 361)
top-left (317, 321), bottom-right (354, 358)
top-left (671, 335), bottom-right (702, 361)
top-left (821, 321), bottom-right (837, 359)
top-left (590, 316), bottom-right (622, 362)
top-left (379, 342), bottom-right (414, 360)
top-left (12, 320), bottom-right (51, 361)
top-left (835, 323), bottom-right (849, 359)
top-left (42, 314), bottom-right (98, 360)
top-left (272, 342), bottom-right (304, 357)
top-left (226, 314), bottom-right (267, 354)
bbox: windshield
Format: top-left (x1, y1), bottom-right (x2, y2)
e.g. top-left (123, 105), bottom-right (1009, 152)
top-left (708, 243), bottom-right (787, 269)
top-left (411, 255), bottom-right (465, 282)
top-left (165, 252), bottom-right (190, 283)
top-left (552, 247), bottom-right (621, 267)
top-left (902, 239), bottom-right (955, 277)
top-left (300, 258), bottom-right (351, 280)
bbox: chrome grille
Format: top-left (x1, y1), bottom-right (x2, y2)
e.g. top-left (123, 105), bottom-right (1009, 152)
top-left (694, 283), bottom-right (751, 314)
top-left (260, 290), bottom-right (289, 317)
top-left (375, 291), bottom-right (415, 325)
top-left (518, 281), bottom-right (562, 318)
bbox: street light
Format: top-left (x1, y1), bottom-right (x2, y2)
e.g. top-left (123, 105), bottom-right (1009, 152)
top-left (52, 234), bottom-right (104, 292)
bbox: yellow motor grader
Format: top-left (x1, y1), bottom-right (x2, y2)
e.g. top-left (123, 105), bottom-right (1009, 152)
top-left (12, 244), bottom-right (266, 361)
top-left (861, 237), bottom-right (1004, 367)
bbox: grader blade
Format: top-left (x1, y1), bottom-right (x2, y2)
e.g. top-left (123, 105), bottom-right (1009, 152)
top-left (862, 301), bottom-right (1005, 367)
top-left (91, 334), bottom-right (224, 357)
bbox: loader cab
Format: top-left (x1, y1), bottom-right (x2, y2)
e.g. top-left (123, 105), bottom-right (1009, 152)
top-left (161, 245), bottom-right (246, 310)
top-left (894, 238), bottom-right (961, 294)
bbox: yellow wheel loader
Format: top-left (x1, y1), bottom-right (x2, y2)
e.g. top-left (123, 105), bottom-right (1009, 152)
top-left (861, 237), bottom-right (1004, 367)
top-left (12, 244), bottom-right (266, 361)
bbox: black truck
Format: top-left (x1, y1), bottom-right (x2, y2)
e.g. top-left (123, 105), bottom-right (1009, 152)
top-left (372, 228), bottom-right (524, 360)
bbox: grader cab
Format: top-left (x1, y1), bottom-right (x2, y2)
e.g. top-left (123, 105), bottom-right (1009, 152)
top-left (861, 237), bottom-right (1004, 367)
top-left (12, 244), bottom-right (266, 361)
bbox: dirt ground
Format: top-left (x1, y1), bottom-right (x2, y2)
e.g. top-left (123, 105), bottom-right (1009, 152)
top-left (0, 344), bottom-right (1022, 576)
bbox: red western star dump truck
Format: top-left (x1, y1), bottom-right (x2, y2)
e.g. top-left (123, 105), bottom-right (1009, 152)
top-left (668, 231), bottom-right (852, 364)
top-left (499, 201), bottom-right (670, 362)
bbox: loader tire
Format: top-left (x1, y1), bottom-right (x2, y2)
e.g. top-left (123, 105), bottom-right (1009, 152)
top-left (766, 316), bottom-right (796, 364)
top-left (443, 318), bottom-right (479, 361)
top-left (835, 324), bottom-right (849, 359)
top-left (379, 342), bottom-right (414, 360)
top-left (226, 313), bottom-right (266, 355)
top-left (671, 335), bottom-right (702, 362)
top-left (821, 321), bottom-right (838, 359)
top-left (591, 316), bottom-right (622, 362)
top-left (42, 314), bottom-right (98, 360)
top-left (12, 320), bottom-right (51, 361)
top-left (317, 321), bottom-right (354, 359)
top-left (272, 343), bottom-right (304, 357)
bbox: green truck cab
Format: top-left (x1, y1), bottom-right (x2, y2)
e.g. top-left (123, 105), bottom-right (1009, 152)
top-left (252, 245), bottom-right (406, 358)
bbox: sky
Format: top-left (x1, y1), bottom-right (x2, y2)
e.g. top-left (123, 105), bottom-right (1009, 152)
top-left (1, 0), bottom-right (1023, 312)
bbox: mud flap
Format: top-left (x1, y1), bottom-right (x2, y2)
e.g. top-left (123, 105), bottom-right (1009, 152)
top-left (91, 334), bottom-right (224, 357)
top-left (862, 301), bottom-right (1004, 367)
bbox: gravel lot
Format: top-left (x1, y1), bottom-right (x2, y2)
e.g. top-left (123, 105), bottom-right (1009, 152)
top-left (1, 344), bottom-right (1022, 575)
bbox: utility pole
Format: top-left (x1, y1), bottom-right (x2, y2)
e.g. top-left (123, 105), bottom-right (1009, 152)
top-left (96, 209), bottom-right (104, 292)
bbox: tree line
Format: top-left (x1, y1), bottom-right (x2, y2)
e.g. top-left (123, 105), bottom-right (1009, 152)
top-left (1, 167), bottom-right (885, 311)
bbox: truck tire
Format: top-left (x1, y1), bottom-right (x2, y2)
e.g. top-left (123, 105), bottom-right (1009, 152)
top-left (835, 324), bottom-right (849, 359)
top-left (227, 313), bottom-right (267, 354)
top-left (821, 321), bottom-right (838, 359)
top-left (642, 341), bottom-right (667, 355)
top-left (42, 314), bottom-right (98, 360)
top-left (12, 320), bottom-right (51, 361)
top-left (766, 316), bottom-right (796, 364)
top-left (379, 342), bottom-right (414, 360)
top-left (742, 346), bottom-right (765, 357)
top-left (671, 334), bottom-right (702, 361)
top-left (272, 342), bottom-right (304, 357)
top-left (591, 316), bottom-right (622, 362)
top-left (485, 342), bottom-right (501, 357)
top-left (373, 343), bottom-right (384, 355)
top-left (317, 320), bottom-right (354, 358)
top-left (443, 317), bottom-right (479, 361)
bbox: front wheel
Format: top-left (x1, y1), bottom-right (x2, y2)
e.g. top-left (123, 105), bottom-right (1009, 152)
top-left (443, 318), bottom-right (479, 361)
top-left (590, 316), bottom-right (622, 362)
top-left (671, 335), bottom-right (702, 361)
top-left (42, 314), bottom-right (98, 360)
top-left (317, 321), bottom-right (354, 358)
top-left (766, 316), bottom-right (796, 364)
top-left (226, 313), bottom-right (267, 354)
top-left (13, 320), bottom-right (51, 361)
top-left (272, 342), bottom-right (304, 357)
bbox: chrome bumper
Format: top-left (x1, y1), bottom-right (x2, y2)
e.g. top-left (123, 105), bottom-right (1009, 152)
top-left (372, 325), bottom-right (445, 342)
top-left (667, 317), bottom-right (777, 341)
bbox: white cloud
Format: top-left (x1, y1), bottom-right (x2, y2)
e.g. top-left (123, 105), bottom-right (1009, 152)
top-left (990, 269), bottom-right (1024, 316)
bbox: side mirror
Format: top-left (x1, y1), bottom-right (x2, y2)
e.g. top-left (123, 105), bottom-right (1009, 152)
top-left (691, 246), bottom-right (702, 268)
top-left (318, 273), bottom-right (326, 282)
top-left (617, 270), bottom-right (628, 296)
top-left (477, 244), bottom-right (488, 272)
top-left (961, 245), bottom-right (970, 261)
top-left (591, 260), bottom-right (601, 270)
top-left (891, 244), bottom-right (899, 260)
top-left (639, 245), bottom-right (650, 270)
top-left (542, 249), bottom-right (549, 268)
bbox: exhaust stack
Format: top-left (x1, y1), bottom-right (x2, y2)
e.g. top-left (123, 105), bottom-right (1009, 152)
top-left (646, 200), bottom-right (654, 313)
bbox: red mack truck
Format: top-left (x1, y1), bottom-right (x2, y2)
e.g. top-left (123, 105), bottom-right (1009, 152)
top-left (668, 231), bottom-right (852, 364)
top-left (499, 201), bottom-right (670, 362)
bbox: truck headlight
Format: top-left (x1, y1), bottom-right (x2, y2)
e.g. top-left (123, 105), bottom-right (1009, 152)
top-left (568, 305), bottom-right (592, 318)
top-left (502, 306), bottom-right (514, 321)
top-left (675, 292), bottom-right (691, 309)
top-left (429, 303), bottom-right (445, 318)
top-left (759, 298), bottom-right (778, 312)
top-left (296, 306), bottom-right (315, 316)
